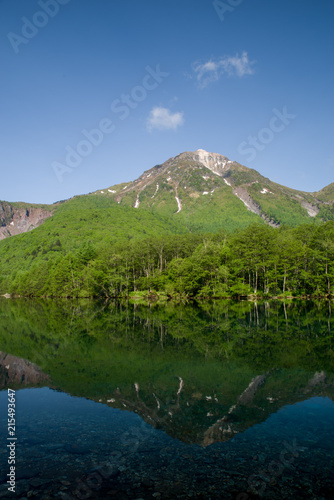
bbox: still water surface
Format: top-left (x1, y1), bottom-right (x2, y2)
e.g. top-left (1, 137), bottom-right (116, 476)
top-left (0, 299), bottom-right (333, 499)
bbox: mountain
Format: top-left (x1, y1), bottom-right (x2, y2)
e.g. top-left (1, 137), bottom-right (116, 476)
top-left (93, 149), bottom-right (333, 230)
top-left (1, 150), bottom-right (334, 298)
top-left (0, 150), bottom-right (333, 242)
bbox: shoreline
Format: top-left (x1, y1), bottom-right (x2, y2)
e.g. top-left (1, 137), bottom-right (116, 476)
top-left (1, 292), bottom-right (333, 302)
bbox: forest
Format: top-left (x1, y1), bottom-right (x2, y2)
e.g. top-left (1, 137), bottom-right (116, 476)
top-left (1, 216), bottom-right (334, 299)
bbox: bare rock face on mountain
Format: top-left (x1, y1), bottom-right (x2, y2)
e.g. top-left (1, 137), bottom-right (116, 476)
top-left (0, 202), bottom-right (53, 240)
top-left (193, 148), bottom-right (231, 175)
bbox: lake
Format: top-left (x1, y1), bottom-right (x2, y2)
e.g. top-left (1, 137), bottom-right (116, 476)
top-left (0, 298), bottom-right (333, 499)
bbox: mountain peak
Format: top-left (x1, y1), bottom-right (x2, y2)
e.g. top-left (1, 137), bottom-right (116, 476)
top-left (195, 148), bottom-right (212, 155)
top-left (195, 148), bottom-right (220, 156)
top-left (191, 149), bottom-right (232, 175)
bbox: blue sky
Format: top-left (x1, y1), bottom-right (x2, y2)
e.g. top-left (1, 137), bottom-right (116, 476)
top-left (1, 0), bottom-right (333, 204)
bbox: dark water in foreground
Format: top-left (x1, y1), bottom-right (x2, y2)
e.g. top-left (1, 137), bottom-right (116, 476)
top-left (0, 299), bottom-right (333, 499)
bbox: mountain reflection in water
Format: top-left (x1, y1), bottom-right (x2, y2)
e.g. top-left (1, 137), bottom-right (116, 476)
top-left (0, 298), bottom-right (333, 499)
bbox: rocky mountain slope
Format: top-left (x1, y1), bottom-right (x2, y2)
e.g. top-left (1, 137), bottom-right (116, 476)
top-left (0, 201), bottom-right (54, 241)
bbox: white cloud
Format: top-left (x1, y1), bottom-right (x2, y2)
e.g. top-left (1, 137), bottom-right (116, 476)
top-left (147, 107), bottom-right (184, 131)
top-left (193, 52), bottom-right (255, 88)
